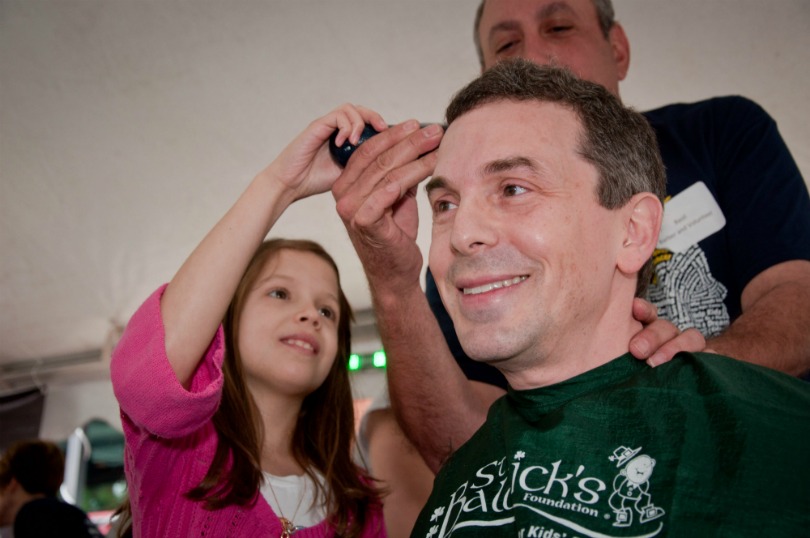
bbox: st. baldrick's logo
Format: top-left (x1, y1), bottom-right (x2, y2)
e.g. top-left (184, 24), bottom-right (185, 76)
top-left (423, 446), bottom-right (665, 538)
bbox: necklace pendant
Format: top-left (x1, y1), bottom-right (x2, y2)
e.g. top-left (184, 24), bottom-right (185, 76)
top-left (279, 516), bottom-right (295, 537)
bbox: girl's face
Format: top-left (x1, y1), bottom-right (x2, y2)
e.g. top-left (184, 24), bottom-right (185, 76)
top-left (237, 249), bottom-right (341, 400)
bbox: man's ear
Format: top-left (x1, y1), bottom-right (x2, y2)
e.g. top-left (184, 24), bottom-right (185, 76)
top-left (609, 23), bottom-right (631, 82)
top-left (618, 192), bottom-right (662, 274)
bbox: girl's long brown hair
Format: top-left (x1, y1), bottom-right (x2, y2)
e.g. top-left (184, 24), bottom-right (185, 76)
top-left (185, 239), bottom-right (381, 537)
top-left (115, 239), bottom-right (380, 537)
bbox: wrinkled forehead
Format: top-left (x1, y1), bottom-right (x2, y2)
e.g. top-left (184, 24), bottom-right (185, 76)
top-left (431, 100), bottom-right (590, 201)
top-left (438, 100), bottom-right (584, 165)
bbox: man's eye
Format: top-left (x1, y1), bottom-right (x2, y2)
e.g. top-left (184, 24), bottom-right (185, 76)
top-left (319, 307), bottom-right (336, 320)
top-left (495, 40), bottom-right (519, 54)
top-left (548, 24), bottom-right (573, 34)
top-left (268, 289), bottom-right (288, 299)
top-left (433, 200), bottom-right (458, 213)
top-left (504, 184), bottom-right (528, 196)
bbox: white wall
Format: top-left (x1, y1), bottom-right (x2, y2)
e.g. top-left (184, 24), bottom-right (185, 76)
top-left (40, 379), bottom-right (120, 440)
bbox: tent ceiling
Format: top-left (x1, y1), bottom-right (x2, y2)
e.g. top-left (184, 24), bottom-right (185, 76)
top-left (2, 1), bottom-right (808, 391)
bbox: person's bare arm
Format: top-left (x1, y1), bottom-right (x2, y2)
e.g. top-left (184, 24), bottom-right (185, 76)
top-left (332, 121), bottom-right (485, 470)
top-left (365, 408), bottom-right (436, 537)
top-left (705, 260), bottom-right (810, 376)
top-left (332, 121), bottom-right (494, 469)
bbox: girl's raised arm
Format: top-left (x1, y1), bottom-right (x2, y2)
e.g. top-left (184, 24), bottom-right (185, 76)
top-left (160, 105), bottom-right (387, 387)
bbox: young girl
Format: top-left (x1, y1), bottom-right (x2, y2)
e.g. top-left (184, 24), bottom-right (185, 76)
top-left (110, 105), bottom-right (390, 537)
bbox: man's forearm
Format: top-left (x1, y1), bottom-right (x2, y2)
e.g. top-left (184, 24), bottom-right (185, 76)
top-left (708, 265), bottom-right (810, 376)
top-left (373, 284), bottom-right (494, 472)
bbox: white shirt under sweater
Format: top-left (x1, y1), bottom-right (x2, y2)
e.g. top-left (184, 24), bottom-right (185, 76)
top-left (261, 471), bottom-right (326, 530)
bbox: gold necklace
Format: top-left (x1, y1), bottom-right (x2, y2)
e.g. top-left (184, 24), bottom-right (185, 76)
top-left (266, 476), bottom-right (305, 538)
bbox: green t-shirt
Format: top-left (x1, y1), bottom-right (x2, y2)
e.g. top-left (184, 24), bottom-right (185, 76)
top-left (411, 353), bottom-right (810, 538)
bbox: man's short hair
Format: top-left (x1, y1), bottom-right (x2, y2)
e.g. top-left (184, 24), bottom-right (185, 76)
top-left (444, 59), bottom-right (665, 296)
top-left (473, 0), bottom-right (617, 68)
top-left (0, 439), bottom-right (65, 497)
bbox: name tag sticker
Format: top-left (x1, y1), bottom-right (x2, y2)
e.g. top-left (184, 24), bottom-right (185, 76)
top-left (657, 181), bottom-right (725, 252)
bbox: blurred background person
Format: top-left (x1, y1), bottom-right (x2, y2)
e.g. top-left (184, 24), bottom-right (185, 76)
top-left (0, 439), bottom-right (102, 538)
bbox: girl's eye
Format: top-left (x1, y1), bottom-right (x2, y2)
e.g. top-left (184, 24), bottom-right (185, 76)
top-left (319, 307), bottom-right (336, 320)
top-left (504, 184), bottom-right (528, 196)
top-left (268, 289), bottom-right (288, 300)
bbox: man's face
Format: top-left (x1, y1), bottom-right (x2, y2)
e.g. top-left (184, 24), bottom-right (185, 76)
top-left (478, 0), bottom-right (629, 96)
top-left (427, 100), bottom-right (626, 378)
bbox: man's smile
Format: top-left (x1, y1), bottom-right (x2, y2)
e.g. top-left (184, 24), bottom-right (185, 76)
top-left (461, 275), bottom-right (528, 295)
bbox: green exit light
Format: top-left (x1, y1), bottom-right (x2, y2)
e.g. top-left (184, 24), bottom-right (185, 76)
top-left (347, 350), bottom-right (387, 371)
top-left (372, 350), bottom-right (386, 368)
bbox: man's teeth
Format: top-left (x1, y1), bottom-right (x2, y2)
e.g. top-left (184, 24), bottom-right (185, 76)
top-left (285, 339), bottom-right (314, 351)
top-left (463, 276), bottom-right (527, 295)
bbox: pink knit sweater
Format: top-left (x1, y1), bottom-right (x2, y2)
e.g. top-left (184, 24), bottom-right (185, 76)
top-left (110, 286), bottom-right (386, 537)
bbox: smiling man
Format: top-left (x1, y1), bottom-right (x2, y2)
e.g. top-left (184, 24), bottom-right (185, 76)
top-left (425, 99), bottom-right (654, 388)
top-left (392, 60), bottom-right (810, 537)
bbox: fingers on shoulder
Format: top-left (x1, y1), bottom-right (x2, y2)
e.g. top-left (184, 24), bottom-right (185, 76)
top-left (632, 296), bottom-right (659, 323)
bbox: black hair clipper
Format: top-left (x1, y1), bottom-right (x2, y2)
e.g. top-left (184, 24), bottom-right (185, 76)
top-left (329, 123), bottom-right (445, 167)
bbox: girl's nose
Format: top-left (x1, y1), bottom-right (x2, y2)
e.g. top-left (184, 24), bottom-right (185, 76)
top-left (297, 308), bottom-right (320, 328)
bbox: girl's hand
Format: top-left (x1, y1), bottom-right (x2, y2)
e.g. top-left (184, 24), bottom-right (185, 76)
top-left (263, 104), bottom-right (387, 201)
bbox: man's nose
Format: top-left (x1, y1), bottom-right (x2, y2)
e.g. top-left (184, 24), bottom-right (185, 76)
top-left (520, 35), bottom-right (556, 68)
top-left (450, 200), bottom-right (498, 256)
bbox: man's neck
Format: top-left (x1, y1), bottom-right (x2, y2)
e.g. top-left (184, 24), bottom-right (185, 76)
top-left (501, 301), bottom-right (642, 390)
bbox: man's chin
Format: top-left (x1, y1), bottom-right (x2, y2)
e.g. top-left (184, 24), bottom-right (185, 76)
top-left (457, 331), bottom-right (518, 365)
